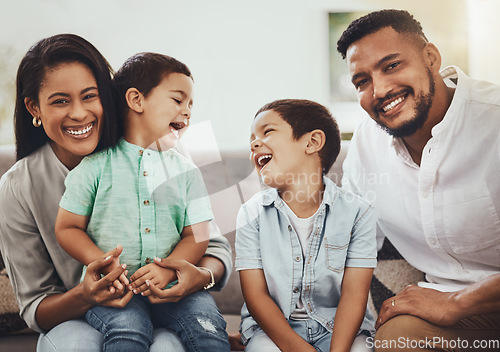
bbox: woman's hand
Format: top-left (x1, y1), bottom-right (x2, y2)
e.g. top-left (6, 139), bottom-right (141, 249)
top-left (143, 258), bottom-right (212, 304)
top-left (99, 244), bottom-right (129, 292)
top-left (128, 262), bottom-right (177, 296)
top-left (81, 246), bottom-right (133, 308)
top-left (35, 246), bottom-right (133, 331)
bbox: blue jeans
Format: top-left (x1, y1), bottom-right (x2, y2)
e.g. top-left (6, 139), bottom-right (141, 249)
top-left (245, 319), bottom-right (373, 352)
top-left (37, 319), bottom-right (187, 351)
top-left (83, 290), bottom-right (228, 352)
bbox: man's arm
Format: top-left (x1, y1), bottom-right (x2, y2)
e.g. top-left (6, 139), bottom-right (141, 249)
top-left (330, 267), bottom-right (373, 352)
top-left (376, 273), bottom-right (500, 329)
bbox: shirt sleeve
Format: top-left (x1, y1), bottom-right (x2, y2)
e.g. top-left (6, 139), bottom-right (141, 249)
top-left (0, 176), bottom-right (62, 333)
top-left (59, 157), bottom-right (99, 216)
top-left (235, 202), bottom-right (262, 271)
top-left (184, 166), bottom-right (213, 227)
top-left (345, 202), bottom-right (377, 268)
top-left (341, 133), bottom-right (364, 196)
top-left (205, 221), bottom-right (233, 290)
top-left (342, 128), bottom-right (386, 250)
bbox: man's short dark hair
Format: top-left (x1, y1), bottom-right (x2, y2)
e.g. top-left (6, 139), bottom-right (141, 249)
top-left (113, 52), bottom-right (192, 117)
top-left (256, 99), bottom-right (341, 174)
top-left (337, 9), bottom-right (428, 59)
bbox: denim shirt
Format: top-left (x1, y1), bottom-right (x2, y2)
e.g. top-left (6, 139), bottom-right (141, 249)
top-left (235, 177), bottom-right (377, 342)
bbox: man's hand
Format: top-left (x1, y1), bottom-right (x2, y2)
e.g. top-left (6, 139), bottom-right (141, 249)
top-left (376, 285), bottom-right (461, 329)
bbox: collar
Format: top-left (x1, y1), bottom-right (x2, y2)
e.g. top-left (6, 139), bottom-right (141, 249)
top-left (260, 176), bottom-right (338, 207)
top-left (388, 65), bottom-right (467, 165)
top-left (118, 137), bottom-right (176, 157)
top-left (431, 65), bottom-right (466, 137)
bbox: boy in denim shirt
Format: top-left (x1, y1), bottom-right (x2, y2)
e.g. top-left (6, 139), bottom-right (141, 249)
top-left (55, 53), bottom-right (230, 352)
top-left (236, 99), bottom-right (376, 352)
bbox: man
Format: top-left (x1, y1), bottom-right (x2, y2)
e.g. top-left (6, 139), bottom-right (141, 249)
top-left (337, 9), bottom-right (500, 351)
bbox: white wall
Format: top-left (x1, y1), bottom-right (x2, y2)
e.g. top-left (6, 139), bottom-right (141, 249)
top-left (0, 0), bottom-right (498, 150)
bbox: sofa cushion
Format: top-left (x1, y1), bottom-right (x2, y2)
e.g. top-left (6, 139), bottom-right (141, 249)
top-left (0, 269), bottom-right (29, 334)
top-left (369, 239), bottom-right (425, 315)
top-left (0, 145), bottom-right (29, 335)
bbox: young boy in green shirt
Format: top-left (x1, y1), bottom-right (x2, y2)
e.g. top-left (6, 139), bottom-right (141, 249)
top-left (56, 53), bottom-right (230, 352)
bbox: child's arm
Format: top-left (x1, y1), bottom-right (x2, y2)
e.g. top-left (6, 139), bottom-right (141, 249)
top-left (55, 208), bottom-right (105, 265)
top-left (129, 220), bottom-right (210, 293)
top-left (240, 269), bottom-right (316, 352)
top-left (330, 267), bottom-right (373, 352)
top-left (55, 207), bottom-right (128, 289)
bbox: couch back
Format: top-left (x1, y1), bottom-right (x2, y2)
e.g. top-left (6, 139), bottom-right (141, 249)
top-left (0, 145), bottom-right (16, 179)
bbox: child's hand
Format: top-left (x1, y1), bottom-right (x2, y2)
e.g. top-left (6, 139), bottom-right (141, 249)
top-left (128, 261), bottom-right (176, 296)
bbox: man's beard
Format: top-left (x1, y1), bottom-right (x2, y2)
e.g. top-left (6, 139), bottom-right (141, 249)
top-left (375, 69), bottom-right (435, 138)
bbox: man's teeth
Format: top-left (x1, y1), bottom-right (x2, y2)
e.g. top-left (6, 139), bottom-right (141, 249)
top-left (383, 96), bottom-right (405, 112)
top-left (67, 124), bottom-right (93, 135)
top-left (258, 155), bottom-right (272, 166)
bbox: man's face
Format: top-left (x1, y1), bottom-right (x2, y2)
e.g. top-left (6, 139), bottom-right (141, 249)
top-left (346, 27), bottom-right (436, 138)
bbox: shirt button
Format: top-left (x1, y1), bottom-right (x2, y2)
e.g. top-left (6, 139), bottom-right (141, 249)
top-left (143, 200), bottom-right (150, 206)
top-left (145, 257), bottom-right (151, 264)
top-left (143, 171), bottom-right (149, 177)
top-left (139, 150), bottom-right (143, 156)
top-left (429, 238), bottom-right (436, 246)
top-left (145, 228), bottom-right (150, 234)
top-left (295, 256), bottom-right (301, 262)
top-left (288, 225), bottom-right (292, 231)
top-left (293, 287), bottom-right (299, 293)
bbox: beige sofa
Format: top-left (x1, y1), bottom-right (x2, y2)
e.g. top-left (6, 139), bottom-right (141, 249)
top-left (0, 142), bottom-right (423, 351)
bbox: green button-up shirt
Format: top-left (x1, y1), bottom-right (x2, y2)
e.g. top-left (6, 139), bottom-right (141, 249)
top-left (60, 138), bottom-right (213, 276)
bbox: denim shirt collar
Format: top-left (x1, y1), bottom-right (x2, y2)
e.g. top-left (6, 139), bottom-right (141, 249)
top-left (260, 175), bottom-right (338, 208)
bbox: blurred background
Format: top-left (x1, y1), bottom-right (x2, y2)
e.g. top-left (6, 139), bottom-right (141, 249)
top-left (0, 0), bottom-right (498, 152)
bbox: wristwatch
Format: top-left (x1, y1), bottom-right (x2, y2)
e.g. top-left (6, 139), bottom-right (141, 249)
top-left (200, 267), bottom-right (215, 290)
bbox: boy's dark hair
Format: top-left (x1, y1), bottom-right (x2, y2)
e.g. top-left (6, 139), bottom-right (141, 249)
top-left (14, 34), bottom-right (118, 160)
top-left (256, 99), bottom-right (341, 174)
top-left (113, 52), bottom-right (192, 117)
top-left (337, 9), bottom-right (428, 59)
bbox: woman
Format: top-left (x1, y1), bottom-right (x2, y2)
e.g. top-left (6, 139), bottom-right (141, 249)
top-left (0, 34), bottom-right (232, 351)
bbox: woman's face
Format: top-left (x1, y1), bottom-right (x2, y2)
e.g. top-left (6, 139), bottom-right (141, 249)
top-left (25, 62), bottom-right (104, 169)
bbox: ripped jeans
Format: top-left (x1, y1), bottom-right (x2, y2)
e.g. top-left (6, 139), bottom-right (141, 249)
top-left (85, 290), bottom-right (230, 352)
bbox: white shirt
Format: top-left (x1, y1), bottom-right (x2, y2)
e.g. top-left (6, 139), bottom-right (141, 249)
top-left (282, 200), bottom-right (319, 320)
top-left (342, 66), bottom-right (500, 292)
top-left (282, 200), bottom-right (318, 258)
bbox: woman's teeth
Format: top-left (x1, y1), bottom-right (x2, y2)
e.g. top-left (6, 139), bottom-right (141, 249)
top-left (383, 96), bottom-right (405, 112)
top-left (67, 124), bottom-right (93, 135)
